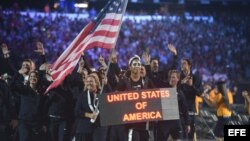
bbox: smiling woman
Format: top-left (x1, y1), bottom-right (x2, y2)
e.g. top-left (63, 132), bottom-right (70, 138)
top-left (85, 73), bottom-right (101, 92)
top-left (28, 71), bottom-right (39, 85)
top-left (75, 72), bottom-right (108, 141)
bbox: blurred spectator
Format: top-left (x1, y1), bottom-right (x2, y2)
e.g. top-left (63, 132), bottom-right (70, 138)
top-left (44, 4), bottom-right (50, 13)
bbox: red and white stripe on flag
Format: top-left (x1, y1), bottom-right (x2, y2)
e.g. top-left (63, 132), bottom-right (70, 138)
top-left (45, 0), bottom-right (128, 93)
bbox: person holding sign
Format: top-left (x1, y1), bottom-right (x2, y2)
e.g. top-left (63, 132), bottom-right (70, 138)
top-left (112, 55), bottom-right (155, 141)
top-left (156, 70), bottom-right (191, 141)
top-left (74, 74), bottom-right (108, 141)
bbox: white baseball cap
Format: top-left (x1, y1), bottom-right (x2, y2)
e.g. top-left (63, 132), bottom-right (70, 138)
top-left (128, 55), bottom-right (141, 66)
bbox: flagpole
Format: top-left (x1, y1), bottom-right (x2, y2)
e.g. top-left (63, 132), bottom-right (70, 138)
top-left (99, 0), bottom-right (128, 96)
top-left (90, 0), bottom-right (128, 123)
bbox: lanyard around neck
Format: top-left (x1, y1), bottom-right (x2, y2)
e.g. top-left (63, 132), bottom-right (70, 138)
top-left (87, 90), bottom-right (98, 112)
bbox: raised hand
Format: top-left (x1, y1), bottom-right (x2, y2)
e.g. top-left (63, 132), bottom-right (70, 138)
top-left (110, 48), bottom-right (117, 63)
top-left (77, 57), bottom-right (85, 73)
top-left (18, 67), bottom-right (27, 75)
top-left (142, 51), bottom-right (151, 65)
top-left (34, 41), bottom-right (45, 55)
top-left (1, 43), bottom-right (10, 57)
top-left (79, 57), bottom-right (85, 67)
top-left (98, 55), bottom-right (105, 64)
top-left (99, 55), bottom-right (107, 68)
top-left (39, 63), bottom-right (50, 71)
top-left (168, 43), bottom-right (177, 55)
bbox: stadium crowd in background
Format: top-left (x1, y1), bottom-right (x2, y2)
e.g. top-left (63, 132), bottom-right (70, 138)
top-left (0, 2), bottom-right (250, 141)
top-left (1, 6), bottom-right (249, 88)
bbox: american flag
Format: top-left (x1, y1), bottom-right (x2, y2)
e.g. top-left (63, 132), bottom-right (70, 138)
top-left (45, 0), bottom-right (128, 93)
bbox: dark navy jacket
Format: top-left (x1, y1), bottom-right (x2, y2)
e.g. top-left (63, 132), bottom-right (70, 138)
top-left (0, 79), bottom-right (15, 124)
top-left (179, 72), bottom-right (203, 113)
top-left (11, 73), bottom-right (47, 125)
top-left (46, 86), bottom-right (74, 122)
top-left (75, 90), bottom-right (100, 134)
top-left (145, 55), bottom-right (178, 87)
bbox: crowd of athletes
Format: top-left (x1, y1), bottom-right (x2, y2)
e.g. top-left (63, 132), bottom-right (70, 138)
top-left (1, 6), bottom-right (250, 141)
